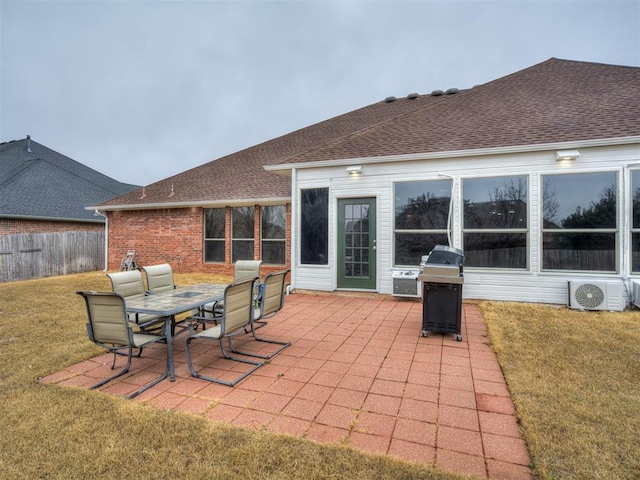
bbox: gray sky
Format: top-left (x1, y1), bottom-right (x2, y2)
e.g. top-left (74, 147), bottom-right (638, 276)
top-left (2, 0), bottom-right (639, 186)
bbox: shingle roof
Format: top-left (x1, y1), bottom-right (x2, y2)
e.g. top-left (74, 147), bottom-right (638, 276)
top-left (285, 58), bottom-right (640, 163)
top-left (99, 58), bottom-right (640, 209)
top-left (100, 92), bottom-right (432, 207)
top-left (0, 138), bottom-right (140, 221)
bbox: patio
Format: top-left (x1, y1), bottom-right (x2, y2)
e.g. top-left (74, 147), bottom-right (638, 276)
top-left (43, 292), bottom-right (532, 480)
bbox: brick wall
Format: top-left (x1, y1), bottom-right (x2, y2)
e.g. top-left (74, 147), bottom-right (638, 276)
top-left (0, 218), bottom-right (104, 235)
top-left (107, 205), bottom-right (291, 275)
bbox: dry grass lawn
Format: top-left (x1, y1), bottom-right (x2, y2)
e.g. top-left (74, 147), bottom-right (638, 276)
top-left (0, 272), bottom-right (465, 480)
top-left (480, 301), bottom-right (640, 479)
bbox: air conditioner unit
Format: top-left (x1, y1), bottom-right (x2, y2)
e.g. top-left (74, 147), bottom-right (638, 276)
top-left (568, 280), bottom-right (625, 311)
top-left (392, 271), bottom-right (420, 297)
top-left (631, 280), bottom-right (640, 308)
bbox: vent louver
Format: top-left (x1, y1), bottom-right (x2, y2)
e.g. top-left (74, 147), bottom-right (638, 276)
top-left (573, 283), bottom-right (605, 309)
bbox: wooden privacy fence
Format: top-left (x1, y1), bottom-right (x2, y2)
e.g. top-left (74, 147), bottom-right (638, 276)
top-left (0, 232), bottom-right (105, 282)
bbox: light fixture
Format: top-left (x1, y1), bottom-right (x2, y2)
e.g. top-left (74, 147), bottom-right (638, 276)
top-left (555, 149), bottom-right (580, 161)
top-left (346, 165), bottom-right (363, 175)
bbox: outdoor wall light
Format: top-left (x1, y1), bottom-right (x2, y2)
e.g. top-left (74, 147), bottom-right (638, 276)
top-left (346, 165), bottom-right (363, 175)
top-left (555, 149), bottom-right (580, 161)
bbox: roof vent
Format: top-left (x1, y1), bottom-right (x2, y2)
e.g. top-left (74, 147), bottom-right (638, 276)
top-left (26, 134), bottom-right (31, 153)
top-left (384, 96), bottom-right (397, 103)
top-left (446, 88), bottom-right (459, 94)
top-left (431, 89), bottom-right (444, 96)
top-left (407, 92), bottom-right (419, 99)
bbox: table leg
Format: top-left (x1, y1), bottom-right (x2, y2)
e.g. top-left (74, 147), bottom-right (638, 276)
top-left (166, 317), bottom-right (175, 381)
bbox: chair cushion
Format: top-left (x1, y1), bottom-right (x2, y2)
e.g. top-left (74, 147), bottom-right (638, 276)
top-left (192, 324), bottom-right (222, 340)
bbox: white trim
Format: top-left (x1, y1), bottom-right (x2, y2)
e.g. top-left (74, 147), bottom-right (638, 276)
top-left (290, 168), bottom-right (297, 289)
top-left (265, 136), bottom-right (640, 172)
top-left (0, 214), bottom-right (104, 224)
top-left (86, 196), bottom-right (292, 212)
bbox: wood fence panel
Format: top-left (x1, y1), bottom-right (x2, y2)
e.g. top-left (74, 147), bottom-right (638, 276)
top-left (0, 232), bottom-right (105, 282)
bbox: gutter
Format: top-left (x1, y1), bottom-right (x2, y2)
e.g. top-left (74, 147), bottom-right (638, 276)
top-left (0, 214), bottom-right (104, 223)
top-left (264, 136), bottom-right (640, 173)
top-left (85, 196), bottom-right (292, 213)
top-left (92, 210), bottom-right (109, 272)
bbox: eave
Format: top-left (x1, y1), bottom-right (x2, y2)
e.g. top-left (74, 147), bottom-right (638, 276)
top-left (86, 196), bottom-right (292, 213)
top-left (265, 136), bottom-right (640, 173)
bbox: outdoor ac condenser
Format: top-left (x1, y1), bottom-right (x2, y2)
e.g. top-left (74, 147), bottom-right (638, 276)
top-left (568, 280), bottom-right (625, 311)
top-left (631, 280), bottom-right (640, 308)
top-left (392, 271), bottom-right (420, 297)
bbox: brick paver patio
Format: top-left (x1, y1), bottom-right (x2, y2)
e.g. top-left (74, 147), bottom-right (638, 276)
top-left (43, 292), bottom-right (533, 479)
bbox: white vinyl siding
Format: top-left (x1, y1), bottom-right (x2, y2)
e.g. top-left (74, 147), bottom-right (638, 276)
top-left (291, 142), bottom-right (640, 305)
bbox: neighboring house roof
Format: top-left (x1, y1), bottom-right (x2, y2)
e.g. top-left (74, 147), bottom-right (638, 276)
top-left (98, 58), bottom-right (640, 210)
top-left (0, 137), bottom-right (140, 222)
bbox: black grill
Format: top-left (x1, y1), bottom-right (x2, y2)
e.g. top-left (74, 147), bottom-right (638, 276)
top-left (417, 245), bottom-right (464, 341)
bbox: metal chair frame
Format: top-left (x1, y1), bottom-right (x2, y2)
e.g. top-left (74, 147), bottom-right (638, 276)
top-left (184, 278), bottom-right (264, 387)
top-left (242, 270), bottom-right (291, 359)
top-left (77, 291), bottom-right (168, 398)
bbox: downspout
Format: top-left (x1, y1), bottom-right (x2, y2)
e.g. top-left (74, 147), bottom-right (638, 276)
top-left (93, 209), bottom-right (108, 272)
top-left (438, 173), bottom-right (455, 247)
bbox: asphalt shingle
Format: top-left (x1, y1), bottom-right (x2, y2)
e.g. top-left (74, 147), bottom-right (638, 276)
top-left (99, 58), bottom-right (640, 208)
top-left (0, 138), bottom-right (139, 221)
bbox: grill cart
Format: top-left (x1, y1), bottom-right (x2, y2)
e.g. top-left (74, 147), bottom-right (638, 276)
top-left (417, 245), bottom-right (464, 341)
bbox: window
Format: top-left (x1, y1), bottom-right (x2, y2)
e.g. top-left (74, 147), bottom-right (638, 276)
top-left (204, 208), bottom-right (225, 263)
top-left (463, 175), bottom-right (528, 268)
top-left (261, 205), bottom-right (286, 265)
top-left (300, 188), bottom-right (328, 265)
top-left (394, 180), bottom-right (451, 266)
top-left (632, 170), bottom-right (640, 273)
top-left (542, 171), bottom-right (617, 272)
top-left (232, 206), bottom-right (254, 262)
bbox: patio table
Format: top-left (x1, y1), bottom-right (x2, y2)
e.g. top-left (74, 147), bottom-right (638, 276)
top-left (126, 283), bottom-right (226, 382)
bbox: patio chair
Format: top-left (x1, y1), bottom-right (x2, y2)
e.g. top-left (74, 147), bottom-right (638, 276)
top-left (201, 260), bottom-right (262, 321)
top-left (141, 263), bottom-right (176, 294)
top-left (243, 269), bottom-right (291, 359)
top-left (76, 291), bottom-right (168, 398)
top-left (140, 263), bottom-right (189, 335)
top-left (184, 277), bottom-right (264, 386)
top-left (106, 270), bottom-right (165, 332)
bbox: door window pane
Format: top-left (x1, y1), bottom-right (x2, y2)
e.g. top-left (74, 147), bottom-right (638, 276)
top-left (344, 203), bottom-right (370, 279)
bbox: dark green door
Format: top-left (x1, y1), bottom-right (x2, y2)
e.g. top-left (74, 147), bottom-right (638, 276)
top-left (337, 198), bottom-right (376, 290)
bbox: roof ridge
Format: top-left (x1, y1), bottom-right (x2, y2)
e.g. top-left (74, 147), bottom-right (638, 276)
top-left (0, 158), bottom-right (44, 188)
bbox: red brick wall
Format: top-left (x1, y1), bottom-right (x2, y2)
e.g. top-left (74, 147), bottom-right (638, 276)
top-left (0, 218), bottom-right (103, 235)
top-left (107, 205), bottom-right (291, 275)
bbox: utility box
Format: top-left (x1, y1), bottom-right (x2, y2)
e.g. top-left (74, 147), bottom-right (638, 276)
top-left (392, 270), bottom-right (420, 297)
